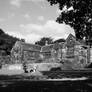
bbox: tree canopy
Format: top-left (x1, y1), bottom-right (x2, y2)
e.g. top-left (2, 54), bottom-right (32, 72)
top-left (0, 28), bottom-right (20, 55)
top-left (54, 38), bottom-right (65, 43)
top-left (35, 37), bottom-right (53, 46)
top-left (0, 29), bottom-right (4, 35)
top-left (47, 0), bottom-right (92, 44)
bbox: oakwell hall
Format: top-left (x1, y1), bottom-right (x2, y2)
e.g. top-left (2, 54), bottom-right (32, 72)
top-left (11, 34), bottom-right (92, 68)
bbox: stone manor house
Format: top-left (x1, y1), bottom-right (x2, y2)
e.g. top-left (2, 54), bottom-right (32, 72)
top-left (11, 34), bottom-right (91, 68)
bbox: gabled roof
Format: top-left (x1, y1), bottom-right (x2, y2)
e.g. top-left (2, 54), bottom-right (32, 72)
top-left (41, 42), bottom-right (64, 52)
top-left (66, 33), bottom-right (76, 41)
top-left (12, 41), bottom-right (41, 52)
top-left (64, 34), bottom-right (82, 47)
top-left (21, 42), bottom-right (41, 51)
top-left (11, 41), bottom-right (22, 52)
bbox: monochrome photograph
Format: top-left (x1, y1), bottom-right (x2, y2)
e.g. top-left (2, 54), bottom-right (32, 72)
top-left (0, 0), bottom-right (92, 92)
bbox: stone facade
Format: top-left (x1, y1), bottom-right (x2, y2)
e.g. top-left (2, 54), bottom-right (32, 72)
top-left (11, 41), bottom-right (41, 64)
top-left (10, 34), bottom-right (90, 69)
top-left (61, 34), bottom-right (89, 68)
top-left (41, 43), bottom-right (63, 63)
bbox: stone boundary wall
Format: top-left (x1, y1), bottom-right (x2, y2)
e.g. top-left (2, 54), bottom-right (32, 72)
top-left (26, 63), bottom-right (61, 71)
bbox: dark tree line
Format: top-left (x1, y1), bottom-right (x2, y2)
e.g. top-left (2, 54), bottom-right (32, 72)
top-left (35, 37), bottom-right (53, 46)
top-left (35, 37), bottom-right (65, 46)
top-left (0, 29), bottom-right (20, 55)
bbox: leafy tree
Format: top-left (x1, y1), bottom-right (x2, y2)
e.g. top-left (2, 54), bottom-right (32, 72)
top-left (21, 39), bottom-right (25, 42)
top-left (35, 37), bottom-right (53, 46)
top-left (0, 29), bottom-right (4, 35)
top-left (54, 38), bottom-right (65, 43)
top-left (47, 0), bottom-right (92, 45)
top-left (0, 28), bottom-right (20, 55)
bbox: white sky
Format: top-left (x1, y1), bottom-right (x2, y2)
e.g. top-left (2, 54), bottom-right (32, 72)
top-left (0, 0), bottom-right (74, 43)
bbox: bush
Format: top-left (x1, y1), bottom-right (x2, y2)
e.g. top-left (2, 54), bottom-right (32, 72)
top-left (36, 58), bottom-right (43, 63)
top-left (0, 55), bottom-right (11, 65)
top-left (50, 67), bottom-right (62, 71)
top-left (0, 64), bottom-right (2, 69)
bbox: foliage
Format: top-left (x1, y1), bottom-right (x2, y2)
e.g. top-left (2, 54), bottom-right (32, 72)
top-left (35, 37), bottom-right (53, 46)
top-left (0, 29), bottom-right (4, 35)
top-left (85, 63), bottom-right (92, 68)
top-left (0, 55), bottom-right (11, 65)
top-left (54, 38), bottom-right (65, 43)
top-left (20, 39), bottom-right (25, 42)
top-left (47, 0), bottom-right (92, 44)
top-left (0, 28), bottom-right (20, 55)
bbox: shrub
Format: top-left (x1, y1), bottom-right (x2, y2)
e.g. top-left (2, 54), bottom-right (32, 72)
top-left (0, 55), bottom-right (11, 65)
top-left (50, 67), bottom-right (62, 71)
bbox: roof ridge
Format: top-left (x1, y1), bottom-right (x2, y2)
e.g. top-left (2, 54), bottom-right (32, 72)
top-left (21, 42), bottom-right (42, 47)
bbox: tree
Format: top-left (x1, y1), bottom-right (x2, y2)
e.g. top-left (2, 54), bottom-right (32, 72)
top-left (47, 0), bottom-right (92, 45)
top-left (0, 29), bottom-right (4, 35)
top-left (54, 38), bottom-right (65, 43)
top-left (35, 37), bottom-right (53, 46)
top-left (21, 39), bottom-right (25, 42)
top-left (0, 28), bottom-right (20, 55)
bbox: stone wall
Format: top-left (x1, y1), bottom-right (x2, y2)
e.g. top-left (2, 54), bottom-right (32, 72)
top-left (26, 63), bottom-right (61, 71)
top-left (23, 50), bottom-right (40, 63)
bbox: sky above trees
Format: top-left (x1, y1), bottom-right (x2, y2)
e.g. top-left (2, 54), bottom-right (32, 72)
top-left (0, 0), bottom-right (74, 43)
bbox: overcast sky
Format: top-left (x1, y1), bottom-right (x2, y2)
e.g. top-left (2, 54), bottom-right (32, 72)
top-left (0, 0), bottom-right (74, 43)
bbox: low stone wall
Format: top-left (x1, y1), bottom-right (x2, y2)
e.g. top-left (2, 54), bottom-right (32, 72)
top-left (7, 64), bottom-right (23, 70)
top-left (27, 63), bottom-right (62, 71)
top-left (0, 64), bottom-right (24, 75)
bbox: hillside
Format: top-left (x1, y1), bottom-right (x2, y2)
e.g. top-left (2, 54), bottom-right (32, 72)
top-left (0, 29), bottom-right (20, 55)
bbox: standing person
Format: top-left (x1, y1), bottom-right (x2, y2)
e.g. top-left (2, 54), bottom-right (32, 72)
top-left (0, 63), bottom-right (2, 69)
top-left (23, 62), bottom-right (28, 73)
